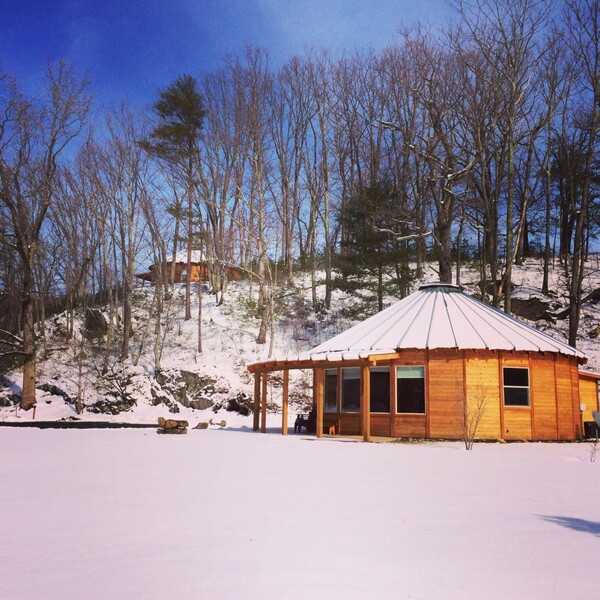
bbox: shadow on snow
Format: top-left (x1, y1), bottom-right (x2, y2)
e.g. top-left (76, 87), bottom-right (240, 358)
top-left (539, 515), bottom-right (600, 537)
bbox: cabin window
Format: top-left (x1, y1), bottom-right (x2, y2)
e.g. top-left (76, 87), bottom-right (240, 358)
top-left (503, 367), bottom-right (529, 406)
top-left (180, 268), bottom-right (188, 282)
top-left (370, 366), bottom-right (390, 413)
top-left (396, 366), bottom-right (425, 413)
top-left (341, 368), bottom-right (360, 412)
top-left (324, 369), bottom-right (338, 413)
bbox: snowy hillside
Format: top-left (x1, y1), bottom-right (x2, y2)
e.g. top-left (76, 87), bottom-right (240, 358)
top-left (1, 258), bottom-right (599, 425)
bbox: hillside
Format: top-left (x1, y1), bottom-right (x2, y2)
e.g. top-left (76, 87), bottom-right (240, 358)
top-left (1, 258), bottom-right (599, 425)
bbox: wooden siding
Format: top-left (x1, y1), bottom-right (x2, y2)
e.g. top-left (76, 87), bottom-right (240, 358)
top-left (337, 413), bottom-right (361, 436)
top-left (503, 408), bottom-right (532, 440)
top-left (531, 355), bottom-right (558, 440)
top-left (501, 353), bottom-right (531, 440)
top-left (465, 351), bottom-right (501, 440)
top-left (398, 350), bottom-right (427, 363)
top-left (393, 414), bottom-right (426, 437)
top-left (370, 414), bottom-right (392, 437)
top-left (428, 351), bottom-right (464, 439)
top-left (555, 357), bottom-right (576, 440)
top-left (580, 376), bottom-right (599, 423)
top-left (570, 361), bottom-right (582, 439)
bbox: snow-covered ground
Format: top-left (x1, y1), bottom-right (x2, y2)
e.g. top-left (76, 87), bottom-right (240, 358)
top-left (1, 260), bottom-right (600, 599)
top-left (1, 426), bottom-right (598, 600)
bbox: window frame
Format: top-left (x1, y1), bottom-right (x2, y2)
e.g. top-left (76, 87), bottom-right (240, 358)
top-left (324, 368), bottom-right (338, 413)
top-left (341, 367), bottom-right (361, 413)
top-left (503, 366), bottom-right (530, 407)
top-left (396, 365), bottom-right (426, 415)
top-left (369, 366), bottom-right (391, 414)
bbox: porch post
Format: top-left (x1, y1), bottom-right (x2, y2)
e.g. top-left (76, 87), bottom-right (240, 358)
top-left (361, 365), bottom-right (371, 442)
top-left (315, 368), bottom-right (324, 439)
top-left (261, 370), bottom-right (268, 433)
top-left (282, 370), bottom-right (289, 435)
top-left (253, 372), bottom-right (261, 431)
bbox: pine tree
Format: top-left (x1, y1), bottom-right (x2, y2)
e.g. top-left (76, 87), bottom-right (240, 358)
top-left (141, 75), bottom-right (206, 327)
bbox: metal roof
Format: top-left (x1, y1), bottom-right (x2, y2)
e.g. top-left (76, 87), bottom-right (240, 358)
top-left (303, 284), bottom-right (586, 362)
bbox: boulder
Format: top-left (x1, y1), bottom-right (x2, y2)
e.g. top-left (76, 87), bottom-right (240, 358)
top-left (84, 308), bottom-right (108, 339)
top-left (226, 392), bottom-right (253, 416)
top-left (88, 394), bottom-right (136, 415)
top-left (37, 383), bottom-right (74, 405)
top-left (0, 394), bottom-right (18, 407)
top-left (186, 397), bottom-right (215, 410)
top-left (511, 297), bottom-right (554, 322)
top-left (155, 369), bottom-right (229, 410)
top-left (150, 385), bottom-right (180, 414)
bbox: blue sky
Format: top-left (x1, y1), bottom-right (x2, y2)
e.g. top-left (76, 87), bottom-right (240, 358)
top-left (1, 0), bottom-right (452, 108)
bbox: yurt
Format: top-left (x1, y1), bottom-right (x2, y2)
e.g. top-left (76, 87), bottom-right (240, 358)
top-left (248, 284), bottom-right (599, 442)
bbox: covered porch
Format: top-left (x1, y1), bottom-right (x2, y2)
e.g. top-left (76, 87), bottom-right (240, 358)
top-left (248, 352), bottom-right (425, 442)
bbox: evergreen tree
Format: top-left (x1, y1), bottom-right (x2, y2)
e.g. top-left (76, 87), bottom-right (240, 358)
top-left (141, 75), bottom-right (206, 328)
top-left (338, 182), bottom-right (414, 310)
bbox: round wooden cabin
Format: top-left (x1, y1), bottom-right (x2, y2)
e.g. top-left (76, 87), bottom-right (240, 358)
top-left (248, 284), bottom-right (597, 442)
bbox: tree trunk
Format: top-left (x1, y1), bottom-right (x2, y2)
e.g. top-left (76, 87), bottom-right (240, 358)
top-left (437, 218), bottom-right (453, 284)
top-left (377, 261), bottom-right (383, 311)
top-left (542, 154), bottom-right (551, 295)
top-left (197, 281), bottom-right (203, 354)
top-left (256, 289), bottom-right (271, 345)
top-left (185, 161), bottom-right (193, 321)
top-left (504, 112), bottom-right (516, 315)
top-left (20, 271), bottom-right (37, 410)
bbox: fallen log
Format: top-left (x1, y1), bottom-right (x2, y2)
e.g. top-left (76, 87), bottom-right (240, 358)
top-left (157, 417), bottom-right (189, 429)
top-left (157, 427), bottom-right (188, 435)
top-left (157, 416), bottom-right (188, 435)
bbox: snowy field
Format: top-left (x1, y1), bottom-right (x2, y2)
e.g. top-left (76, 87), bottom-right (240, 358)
top-left (2, 425), bottom-right (599, 600)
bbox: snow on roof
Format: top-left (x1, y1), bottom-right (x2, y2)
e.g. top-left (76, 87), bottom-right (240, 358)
top-left (302, 283), bottom-right (586, 363)
top-left (173, 249), bottom-right (206, 263)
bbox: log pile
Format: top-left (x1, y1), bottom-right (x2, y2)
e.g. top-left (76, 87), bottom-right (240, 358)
top-left (157, 417), bottom-right (189, 435)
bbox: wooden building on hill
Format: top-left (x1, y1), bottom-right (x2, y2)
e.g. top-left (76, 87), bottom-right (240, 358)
top-left (135, 250), bottom-right (238, 285)
top-left (135, 250), bottom-right (206, 284)
top-left (248, 284), bottom-right (599, 442)
top-left (135, 259), bottom-right (208, 285)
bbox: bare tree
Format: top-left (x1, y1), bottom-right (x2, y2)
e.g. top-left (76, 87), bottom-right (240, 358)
top-left (0, 61), bottom-right (90, 410)
top-left (198, 66), bottom-right (249, 304)
top-left (538, 32), bottom-right (574, 294)
top-left (462, 388), bottom-right (487, 450)
top-left (136, 184), bottom-right (172, 372)
top-left (454, 0), bottom-right (551, 310)
top-left (97, 106), bottom-right (149, 361)
top-left (379, 43), bottom-right (430, 285)
top-left (234, 47), bottom-right (276, 344)
top-left (562, 0), bottom-right (600, 346)
top-left (266, 56), bottom-right (308, 287)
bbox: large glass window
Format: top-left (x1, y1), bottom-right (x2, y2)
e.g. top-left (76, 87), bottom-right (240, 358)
top-left (370, 367), bottom-right (390, 413)
top-left (341, 368), bottom-right (360, 412)
top-left (324, 369), bottom-right (338, 413)
top-left (396, 366), bottom-right (425, 413)
top-left (503, 367), bottom-right (529, 406)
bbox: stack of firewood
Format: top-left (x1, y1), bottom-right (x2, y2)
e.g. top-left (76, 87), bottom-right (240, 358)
top-left (157, 417), bottom-right (189, 435)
